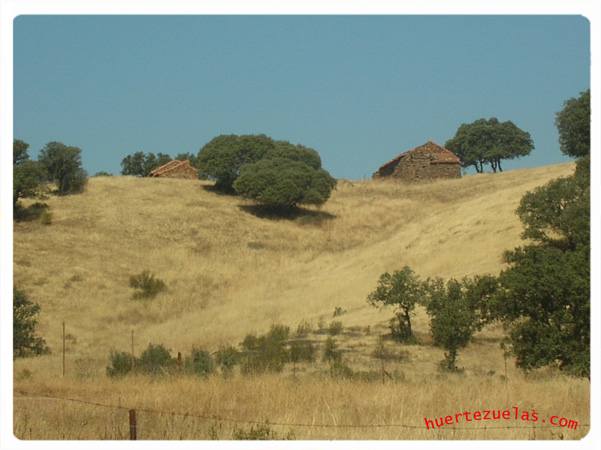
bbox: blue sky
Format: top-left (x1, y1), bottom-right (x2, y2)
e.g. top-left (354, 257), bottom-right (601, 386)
top-left (14, 15), bottom-right (589, 179)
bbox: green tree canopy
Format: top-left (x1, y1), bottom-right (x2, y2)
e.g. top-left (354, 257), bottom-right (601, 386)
top-left (233, 157), bottom-right (336, 209)
top-left (13, 139), bottom-right (46, 212)
top-left (445, 118), bottom-right (533, 173)
top-left (555, 89), bottom-right (590, 158)
top-left (424, 278), bottom-right (479, 371)
top-left (38, 141), bottom-right (87, 194)
top-left (197, 134), bottom-right (276, 190)
top-left (14, 287), bottom-right (49, 358)
top-left (121, 151), bottom-right (173, 177)
top-left (367, 266), bottom-right (423, 342)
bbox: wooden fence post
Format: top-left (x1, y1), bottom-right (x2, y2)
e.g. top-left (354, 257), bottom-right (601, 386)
top-left (129, 409), bottom-right (137, 440)
top-left (62, 321), bottom-right (66, 377)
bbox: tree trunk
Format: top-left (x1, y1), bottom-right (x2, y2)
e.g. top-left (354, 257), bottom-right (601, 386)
top-left (403, 309), bottom-right (412, 338)
top-left (497, 159), bottom-right (503, 172)
top-left (491, 160), bottom-right (497, 173)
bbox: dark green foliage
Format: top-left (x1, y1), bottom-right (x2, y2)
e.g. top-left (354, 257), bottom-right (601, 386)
top-left (425, 278), bottom-right (478, 371)
top-left (38, 141), bottom-right (87, 194)
top-left (240, 325), bottom-right (290, 374)
top-left (129, 271), bottom-right (166, 299)
top-left (232, 423), bottom-right (295, 440)
top-left (367, 266), bottom-right (422, 342)
top-left (264, 141), bottom-right (322, 170)
top-left (120, 151), bottom-right (173, 176)
top-left (516, 174), bottom-right (589, 251)
top-left (328, 321), bottom-right (343, 336)
top-left (288, 339), bottom-right (316, 364)
top-left (186, 348), bottom-right (215, 377)
top-left (13, 287), bottom-right (49, 358)
top-left (461, 274), bottom-right (499, 329)
top-left (138, 343), bottom-right (174, 375)
top-left (322, 336), bottom-right (341, 363)
top-left (234, 157), bottom-right (336, 209)
top-left (106, 351), bottom-right (134, 377)
top-left (496, 239), bottom-right (589, 377)
top-left (175, 152), bottom-right (200, 168)
top-left (93, 171), bottom-right (113, 176)
top-left (197, 134), bottom-right (275, 190)
top-left (445, 118), bottom-right (533, 173)
top-left (215, 345), bottom-right (240, 374)
top-left (13, 139), bottom-right (46, 214)
top-left (555, 89), bottom-right (590, 158)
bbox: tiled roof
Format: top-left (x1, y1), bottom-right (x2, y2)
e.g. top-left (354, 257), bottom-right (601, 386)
top-left (150, 160), bottom-right (195, 177)
top-left (376, 141), bottom-right (460, 173)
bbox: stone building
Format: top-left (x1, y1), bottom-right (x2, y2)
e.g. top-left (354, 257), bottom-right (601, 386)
top-left (373, 141), bottom-right (461, 182)
top-left (149, 160), bottom-right (198, 179)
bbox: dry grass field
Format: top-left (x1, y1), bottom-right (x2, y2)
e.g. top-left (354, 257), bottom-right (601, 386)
top-left (13, 162), bottom-right (589, 440)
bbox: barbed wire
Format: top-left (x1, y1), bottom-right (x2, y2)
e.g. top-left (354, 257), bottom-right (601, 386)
top-left (14, 393), bottom-right (589, 431)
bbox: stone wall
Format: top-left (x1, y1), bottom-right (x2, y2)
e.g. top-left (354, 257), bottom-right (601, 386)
top-left (393, 155), bottom-right (461, 182)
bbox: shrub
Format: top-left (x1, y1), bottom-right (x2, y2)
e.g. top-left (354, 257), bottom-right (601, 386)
top-left (233, 158), bottom-right (336, 210)
top-left (106, 351), bottom-right (134, 377)
top-left (138, 343), bottom-right (174, 375)
top-left (288, 339), bottom-right (316, 365)
top-left (129, 271), bottom-right (166, 299)
top-left (13, 287), bottom-right (49, 358)
top-left (186, 348), bottom-right (215, 377)
top-left (215, 345), bottom-right (240, 375)
top-left (240, 325), bottom-right (290, 374)
top-left (232, 423), bottom-right (295, 440)
top-left (295, 320), bottom-right (313, 337)
top-left (322, 337), bottom-right (341, 364)
top-left (328, 321), bottom-right (343, 336)
top-left (332, 306), bottom-right (346, 317)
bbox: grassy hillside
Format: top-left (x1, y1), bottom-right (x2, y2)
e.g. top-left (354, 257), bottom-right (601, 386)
top-left (13, 162), bottom-right (589, 439)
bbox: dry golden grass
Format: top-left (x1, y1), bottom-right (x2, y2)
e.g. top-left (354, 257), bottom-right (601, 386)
top-left (13, 162), bottom-right (589, 440)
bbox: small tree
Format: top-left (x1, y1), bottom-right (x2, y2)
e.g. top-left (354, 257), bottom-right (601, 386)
top-left (13, 287), bottom-right (49, 358)
top-left (367, 266), bottom-right (422, 342)
top-left (555, 89), bottom-right (590, 158)
top-left (38, 141), bottom-right (87, 194)
top-left (129, 271), bottom-right (166, 299)
top-left (425, 278), bottom-right (477, 371)
top-left (215, 345), bottom-right (240, 375)
top-left (445, 118), bottom-right (533, 173)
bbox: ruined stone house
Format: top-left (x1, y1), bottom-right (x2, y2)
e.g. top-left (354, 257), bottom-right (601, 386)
top-left (373, 141), bottom-right (461, 182)
top-left (149, 160), bottom-right (198, 179)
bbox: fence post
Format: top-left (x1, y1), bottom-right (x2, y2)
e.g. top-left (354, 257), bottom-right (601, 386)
top-left (129, 409), bottom-right (137, 440)
top-left (62, 321), bottom-right (66, 377)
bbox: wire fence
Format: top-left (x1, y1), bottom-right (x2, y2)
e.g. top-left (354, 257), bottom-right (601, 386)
top-left (14, 393), bottom-right (590, 439)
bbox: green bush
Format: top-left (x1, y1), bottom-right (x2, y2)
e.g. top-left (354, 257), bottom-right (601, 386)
top-left (129, 271), bottom-right (166, 299)
top-left (322, 337), bottom-right (341, 364)
top-left (13, 287), bottom-right (49, 358)
top-left (138, 343), bottom-right (174, 375)
top-left (38, 141), bottom-right (88, 195)
top-left (186, 348), bottom-right (215, 377)
top-left (328, 321), bottom-right (343, 336)
top-left (106, 351), bottom-right (134, 377)
top-left (215, 345), bottom-right (240, 375)
top-left (233, 158), bottom-right (336, 210)
top-left (288, 339), bottom-right (316, 364)
top-left (240, 325), bottom-right (290, 374)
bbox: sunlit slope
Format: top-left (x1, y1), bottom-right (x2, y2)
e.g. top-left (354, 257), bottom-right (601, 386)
top-left (13, 163), bottom-right (574, 358)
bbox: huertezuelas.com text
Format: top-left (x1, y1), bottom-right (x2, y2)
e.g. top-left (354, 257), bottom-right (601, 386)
top-left (424, 406), bottom-right (579, 430)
